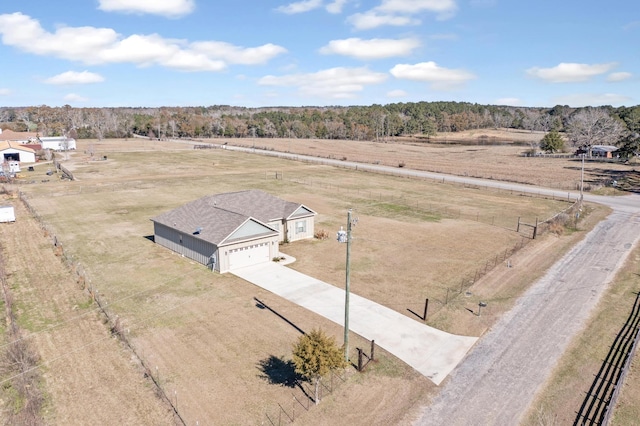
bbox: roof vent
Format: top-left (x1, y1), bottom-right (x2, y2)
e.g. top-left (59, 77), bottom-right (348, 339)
top-left (194, 227), bottom-right (203, 235)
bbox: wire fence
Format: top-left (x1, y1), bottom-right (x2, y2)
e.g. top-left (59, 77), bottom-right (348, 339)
top-left (263, 369), bottom-right (349, 425)
top-left (1, 168), bottom-right (582, 423)
top-left (274, 170), bottom-right (578, 231)
top-left (7, 186), bottom-right (186, 425)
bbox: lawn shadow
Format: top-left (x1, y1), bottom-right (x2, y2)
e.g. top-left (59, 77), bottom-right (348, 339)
top-left (257, 355), bottom-right (301, 388)
top-left (255, 297), bottom-right (305, 335)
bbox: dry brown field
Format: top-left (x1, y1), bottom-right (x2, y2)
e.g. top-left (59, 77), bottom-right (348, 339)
top-left (1, 133), bottom-right (636, 424)
top-left (222, 129), bottom-right (638, 193)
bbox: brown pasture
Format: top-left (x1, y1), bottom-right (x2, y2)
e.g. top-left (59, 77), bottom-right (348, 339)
top-left (1, 133), bottom-right (631, 424)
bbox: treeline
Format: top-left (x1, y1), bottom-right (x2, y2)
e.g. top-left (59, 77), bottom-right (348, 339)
top-left (0, 102), bottom-right (638, 145)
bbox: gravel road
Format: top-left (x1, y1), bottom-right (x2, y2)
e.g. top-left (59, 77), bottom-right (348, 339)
top-left (416, 193), bottom-right (640, 425)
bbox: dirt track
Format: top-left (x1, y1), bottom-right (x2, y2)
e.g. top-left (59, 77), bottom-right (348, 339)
top-left (416, 196), bottom-right (640, 424)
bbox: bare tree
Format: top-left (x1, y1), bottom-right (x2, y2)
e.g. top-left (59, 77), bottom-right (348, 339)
top-left (566, 108), bottom-right (625, 156)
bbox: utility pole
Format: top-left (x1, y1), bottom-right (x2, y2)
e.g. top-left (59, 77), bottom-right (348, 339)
top-left (337, 209), bottom-right (355, 363)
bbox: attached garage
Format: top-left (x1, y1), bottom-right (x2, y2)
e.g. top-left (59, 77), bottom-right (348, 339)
top-left (151, 190), bottom-right (314, 273)
top-left (228, 242), bottom-right (271, 269)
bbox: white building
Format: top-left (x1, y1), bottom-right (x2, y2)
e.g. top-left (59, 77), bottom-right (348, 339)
top-left (0, 141), bottom-right (36, 163)
top-left (0, 206), bottom-right (16, 223)
top-left (39, 136), bottom-right (77, 151)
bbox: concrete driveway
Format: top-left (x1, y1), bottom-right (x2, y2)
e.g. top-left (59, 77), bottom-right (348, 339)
top-left (233, 261), bottom-right (477, 385)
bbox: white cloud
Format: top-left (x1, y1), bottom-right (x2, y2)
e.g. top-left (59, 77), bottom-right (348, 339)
top-left (0, 13), bottom-right (286, 72)
top-left (349, 0), bottom-right (457, 29)
top-left (495, 97), bottom-right (522, 106)
top-left (607, 72), bottom-right (632, 82)
top-left (276, 0), bottom-right (323, 14)
top-left (319, 38), bottom-right (420, 60)
top-left (470, 0), bottom-right (497, 7)
top-left (387, 89), bottom-right (407, 98)
top-left (326, 0), bottom-right (349, 14)
top-left (429, 33), bottom-right (458, 41)
top-left (98, 0), bottom-right (195, 18)
top-left (623, 20), bottom-right (640, 31)
top-left (526, 62), bottom-right (616, 83)
top-left (348, 12), bottom-right (419, 30)
top-left (0, 88), bottom-right (10, 96)
top-left (258, 67), bottom-right (388, 99)
top-left (45, 70), bottom-right (105, 85)
top-left (376, 0), bottom-right (457, 15)
top-left (64, 93), bottom-right (89, 102)
top-left (390, 61), bottom-right (475, 90)
top-left (552, 93), bottom-right (632, 107)
top-left (191, 41), bottom-right (287, 65)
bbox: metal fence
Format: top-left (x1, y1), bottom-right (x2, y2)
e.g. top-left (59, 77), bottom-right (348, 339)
top-left (574, 292), bottom-right (640, 425)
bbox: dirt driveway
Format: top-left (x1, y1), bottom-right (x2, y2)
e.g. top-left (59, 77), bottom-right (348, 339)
top-left (415, 195), bottom-right (640, 424)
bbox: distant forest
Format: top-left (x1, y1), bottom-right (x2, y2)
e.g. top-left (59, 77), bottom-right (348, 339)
top-left (1, 102), bottom-right (639, 154)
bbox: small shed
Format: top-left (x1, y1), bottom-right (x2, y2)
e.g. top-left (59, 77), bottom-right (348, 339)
top-left (0, 206), bottom-right (16, 223)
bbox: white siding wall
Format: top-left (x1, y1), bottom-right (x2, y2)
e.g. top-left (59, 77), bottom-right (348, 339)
top-left (287, 217), bottom-right (315, 242)
top-left (1, 149), bottom-right (36, 163)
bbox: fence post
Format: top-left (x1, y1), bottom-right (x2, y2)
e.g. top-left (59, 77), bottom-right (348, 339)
top-left (517, 216), bottom-right (520, 233)
top-left (423, 298), bottom-right (429, 322)
top-left (370, 340), bottom-right (375, 361)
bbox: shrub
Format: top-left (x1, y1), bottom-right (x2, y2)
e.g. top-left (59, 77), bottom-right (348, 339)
top-left (314, 229), bottom-right (329, 240)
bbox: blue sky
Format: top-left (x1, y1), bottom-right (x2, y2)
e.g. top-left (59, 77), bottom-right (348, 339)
top-left (0, 0), bottom-right (638, 108)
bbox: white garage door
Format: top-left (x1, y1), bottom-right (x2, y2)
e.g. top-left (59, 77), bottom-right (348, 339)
top-left (228, 242), bottom-right (270, 270)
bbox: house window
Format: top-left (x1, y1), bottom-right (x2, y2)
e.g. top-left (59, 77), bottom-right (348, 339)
top-left (295, 220), bottom-right (306, 234)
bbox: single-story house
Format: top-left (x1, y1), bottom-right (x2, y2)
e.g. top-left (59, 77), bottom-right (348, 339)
top-left (591, 145), bottom-right (619, 158)
top-left (0, 129), bottom-right (39, 144)
top-left (151, 190), bottom-right (316, 273)
top-left (39, 136), bottom-right (77, 151)
top-left (0, 141), bottom-right (36, 163)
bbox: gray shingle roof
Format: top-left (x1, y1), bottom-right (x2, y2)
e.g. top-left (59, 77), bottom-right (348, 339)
top-left (206, 189), bottom-right (314, 222)
top-left (151, 190), bottom-right (314, 245)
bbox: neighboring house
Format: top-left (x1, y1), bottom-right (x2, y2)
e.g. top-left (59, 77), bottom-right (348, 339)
top-left (0, 129), bottom-right (39, 144)
top-left (0, 141), bottom-right (36, 163)
top-left (591, 145), bottom-right (619, 158)
top-left (39, 136), bottom-right (77, 151)
top-left (151, 190), bottom-right (316, 273)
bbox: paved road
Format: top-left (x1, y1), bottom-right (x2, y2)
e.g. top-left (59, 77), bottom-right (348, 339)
top-left (221, 142), bottom-right (640, 423)
top-left (233, 261), bottom-right (477, 386)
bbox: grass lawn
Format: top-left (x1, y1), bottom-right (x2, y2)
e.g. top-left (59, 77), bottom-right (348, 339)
top-left (3, 137), bottom-right (621, 424)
